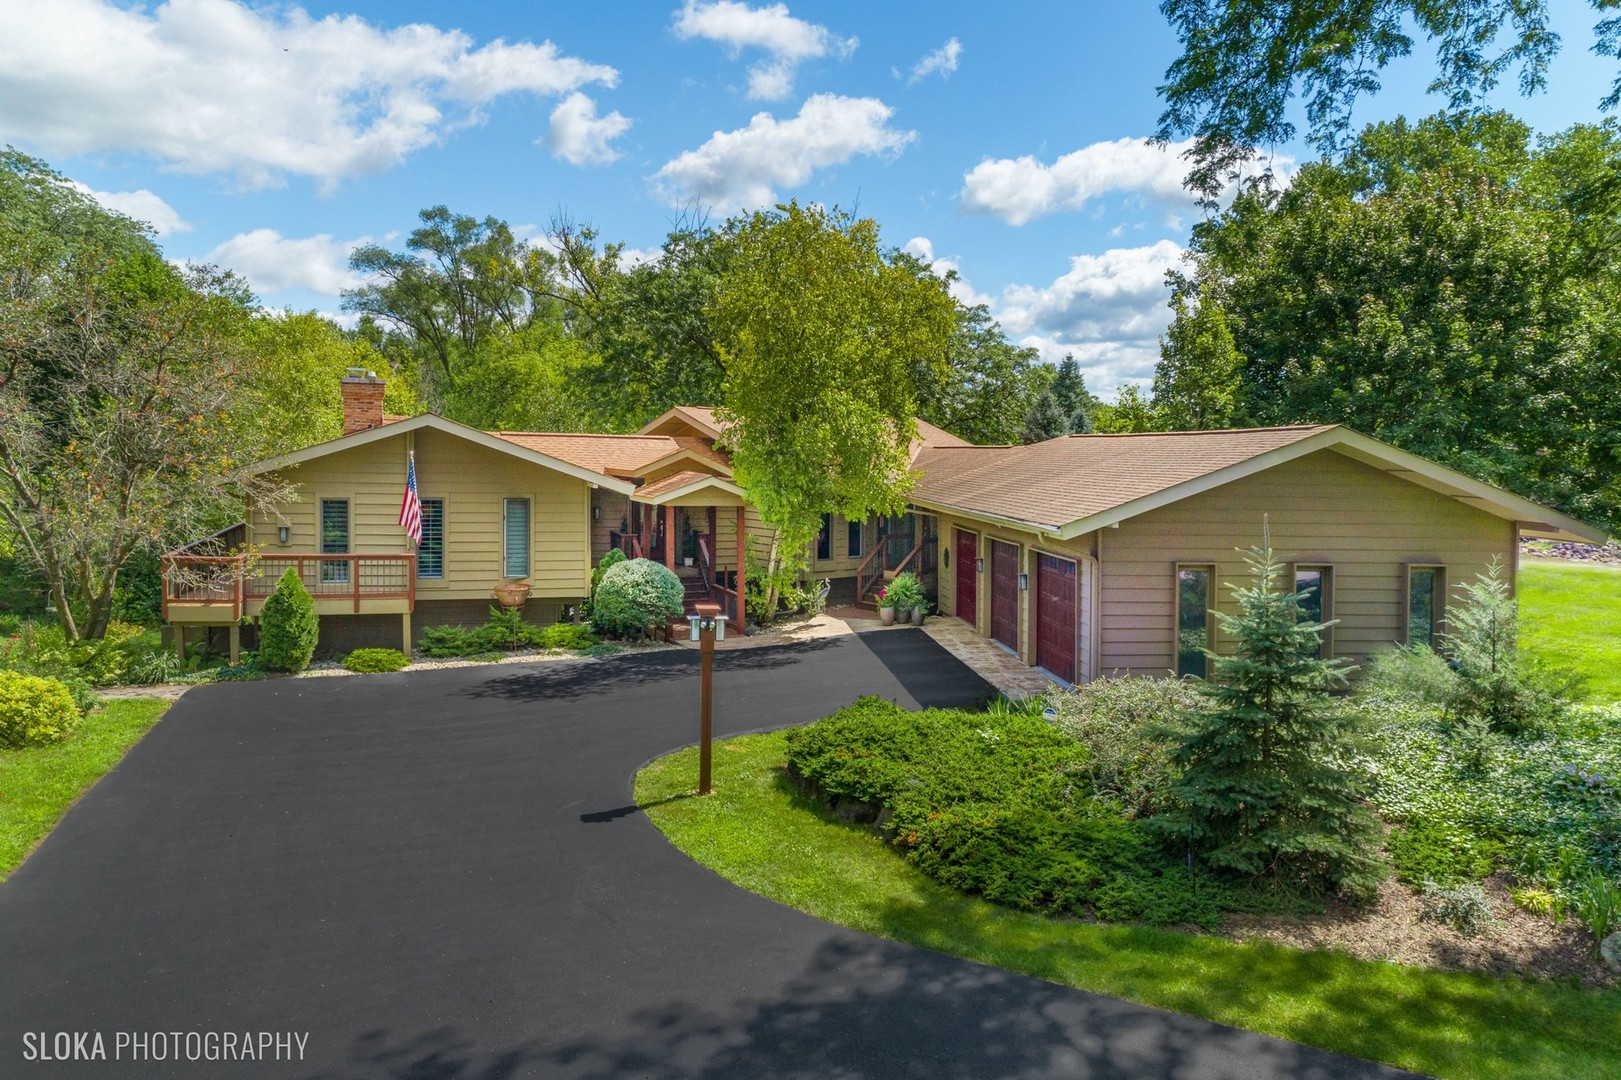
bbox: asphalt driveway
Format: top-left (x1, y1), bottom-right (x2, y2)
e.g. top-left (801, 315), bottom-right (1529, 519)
top-left (0, 630), bottom-right (1408, 1079)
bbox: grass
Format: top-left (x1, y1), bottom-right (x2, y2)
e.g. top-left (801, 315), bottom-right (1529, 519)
top-left (0, 697), bottom-right (171, 881)
top-left (637, 730), bottom-right (1621, 1080)
top-left (1520, 558), bottom-right (1621, 702)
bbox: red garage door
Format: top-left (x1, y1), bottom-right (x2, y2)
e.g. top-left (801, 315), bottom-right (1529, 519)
top-left (1035, 553), bottom-right (1077, 683)
top-left (990, 539), bottom-right (1019, 651)
top-left (954, 529), bottom-right (978, 624)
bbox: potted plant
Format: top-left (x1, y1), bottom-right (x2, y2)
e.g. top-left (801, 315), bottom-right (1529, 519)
top-left (888, 571), bottom-right (924, 626)
top-left (876, 585), bottom-right (896, 626)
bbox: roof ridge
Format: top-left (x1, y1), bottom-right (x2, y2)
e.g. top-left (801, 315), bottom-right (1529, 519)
top-left (492, 431), bottom-right (672, 440)
top-left (1060, 423), bottom-right (1337, 439)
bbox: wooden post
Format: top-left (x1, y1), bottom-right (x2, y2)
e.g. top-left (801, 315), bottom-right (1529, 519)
top-left (401, 611), bottom-right (412, 654)
top-left (664, 504), bottom-right (676, 571)
top-left (228, 623), bottom-right (240, 666)
top-left (696, 601), bottom-right (721, 795)
top-left (174, 624), bottom-right (186, 661)
top-left (707, 506), bottom-right (717, 581)
top-left (734, 505), bottom-right (746, 627)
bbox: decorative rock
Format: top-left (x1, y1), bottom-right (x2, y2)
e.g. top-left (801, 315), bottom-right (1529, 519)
top-left (1601, 932), bottom-right (1621, 975)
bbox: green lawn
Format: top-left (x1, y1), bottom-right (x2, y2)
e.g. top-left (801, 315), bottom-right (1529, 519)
top-left (1521, 558), bottom-right (1621, 702)
top-left (0, 697), bottom-right (171, 881)
top-left (637, 731), bottom-right (1621, 1080)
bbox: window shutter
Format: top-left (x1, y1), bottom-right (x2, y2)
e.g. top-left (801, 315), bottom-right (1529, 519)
top-left (504, 498), bottom-right (531, 578)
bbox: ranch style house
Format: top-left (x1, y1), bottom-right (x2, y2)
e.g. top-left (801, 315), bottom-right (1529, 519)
top-left (162, 371), bottom-right (1605, 684)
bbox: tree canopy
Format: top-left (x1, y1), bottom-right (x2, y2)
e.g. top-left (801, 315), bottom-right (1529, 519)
top-left (1151, 112), bottom-right (1621, 532)
top-left (1155, 0), bottom-right (1603, 201)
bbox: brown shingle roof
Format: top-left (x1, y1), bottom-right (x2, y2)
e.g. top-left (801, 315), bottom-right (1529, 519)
top-left (632, 469), bottom-right (736, 501)
top-left (912, 425), bottom-right (1338, 531)
top-left (490, 432), bottom-right (728, 477)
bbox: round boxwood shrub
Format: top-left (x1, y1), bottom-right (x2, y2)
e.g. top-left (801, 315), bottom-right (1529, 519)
top-left (590, 558), bottom-right (685, 640)
top-left (258, 567), bottom-right (319, 673)
top-left (0, 669), bottom-right (80, 748)
top-left (342, 647), bottom-right (410, 673)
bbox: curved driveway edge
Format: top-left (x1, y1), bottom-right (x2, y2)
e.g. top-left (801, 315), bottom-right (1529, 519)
top-left (0, 631), bottom-right (1411, 1079)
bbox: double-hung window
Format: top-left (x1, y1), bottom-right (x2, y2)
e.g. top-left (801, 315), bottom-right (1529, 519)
top-left (1175, 565), bottom-right (1214, 678)
top-left (816, 513), bottom-right (832, 561)
top-left (1407, 565), bottom-right (1445, 648)
top-left (503, 498), bottom-right (531, 578)
top-left (417, 499), bottom-right (445, 579)
top-left (847, 517), bottom-right (864, 560)
top-left (320, 499), bottom-right (350, 585)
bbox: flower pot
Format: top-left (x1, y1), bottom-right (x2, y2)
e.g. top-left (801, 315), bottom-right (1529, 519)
top-left (910, 607), bottom-right (924, 626)
top-left (491, 582), bottom-right (531, 608)
top-left (878, 606), bottom-right (896, 626)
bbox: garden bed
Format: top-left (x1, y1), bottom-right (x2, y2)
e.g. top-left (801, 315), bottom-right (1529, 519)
top-left (1226, 871), bottom-right (1611, 986)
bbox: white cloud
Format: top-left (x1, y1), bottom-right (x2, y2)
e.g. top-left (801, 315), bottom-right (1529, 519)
top-left (543, 92), bottom-right (632, 166)
top-left (654, 93), bottom-right (914, 209)
top-left (70, 183), bottom-right (190, 236)
top-left (902, 236), bottom-right (990, 308)
top-left (960, 137), bottom-right (1291, 226)
top-left (201, 229), bottom-right (367, 297)
top-left (907, 38), bottom-right (961, 83)
top-left (997, 240), bottom-right (1184, 393)
top-left (0, 0), bottom-right (620, 190)
top-left (672, 1), bottom-right (856, 101)
top-left (617, 246), bottom-right (663, 269)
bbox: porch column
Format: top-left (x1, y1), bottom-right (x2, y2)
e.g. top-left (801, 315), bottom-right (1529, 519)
top-left (401, 611), bottom-right (412, 654)
top-left (227, 623), bottom-right (241, 666)
top-left (734, 505), bottom-right (746, 627)
top-left (664, 505), bottom-right (676, 571)
top-left (173, 625), bottom-right (185, 661)
top-left (707, 506), bottom-right (717, 575)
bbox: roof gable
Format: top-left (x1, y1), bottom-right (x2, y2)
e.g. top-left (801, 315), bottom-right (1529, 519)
top-left (250, 414), bottom-right (637, 495)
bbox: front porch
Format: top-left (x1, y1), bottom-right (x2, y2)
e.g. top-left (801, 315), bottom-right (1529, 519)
top-left (616, 473), bottom-right (749, 627)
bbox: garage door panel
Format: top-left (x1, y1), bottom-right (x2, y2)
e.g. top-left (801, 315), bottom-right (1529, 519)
top-left (955, 529), bottom-right (978, 624)
top-left (990, 540), bottom-right (1018, 651)
top-left (1036, 553), bottom-right (1076, 683)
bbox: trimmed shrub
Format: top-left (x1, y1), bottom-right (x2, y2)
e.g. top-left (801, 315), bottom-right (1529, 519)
top-left (1047, 676), bottom-right (1202, 819)
top-left (258, 568), bottom-right (319, 673)
top-left (538, 623), bottom-right (597, 650)
top-left (786, 696), bottom-right (1219, 927)
top-left (343, 648), bottom-right (410, 673)
top-left (418, 625), bottom-right (485, 658)
top-left (591, 559), bottom-right (685, 640)
top-left (0, 669), bottom-right (80, 748)
top-left (482, 605), bottom-right (532, 649)
top-left (591, 547), bottom-right (627, 599)
top-left (1386, 817), bottom-right (1502, 887)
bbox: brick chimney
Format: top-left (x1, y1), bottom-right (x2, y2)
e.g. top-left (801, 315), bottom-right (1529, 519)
top-left (340, 368), bottom-right (386, 435)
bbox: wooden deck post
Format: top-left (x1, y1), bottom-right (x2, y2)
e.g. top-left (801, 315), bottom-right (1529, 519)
top-left (401, 612), bottom-right (412, 654)
top-left (173, 625), bottom-right (185, 661)
top-left (227, 623), bottom-right (240, 666)
top-left (664, 505), bottom-right (676, 571)
top-left (734, 505), bottom-right (746, 627)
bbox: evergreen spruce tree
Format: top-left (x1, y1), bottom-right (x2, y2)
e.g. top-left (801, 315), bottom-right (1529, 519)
top-left (1049, 354), bottom-right (1100, 432)
top-left (1157, 543), bottom-right (1384, 898)
top-left (1019, 389), bottom-right (1069, 444)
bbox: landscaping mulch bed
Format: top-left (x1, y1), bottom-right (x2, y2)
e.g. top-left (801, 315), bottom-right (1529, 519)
top-left (1224, 873), bottom-right (1614, 987)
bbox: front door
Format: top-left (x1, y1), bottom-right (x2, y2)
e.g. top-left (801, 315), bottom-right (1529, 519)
top-left (954, 529), bottom-right (978, 624)
top-left (990, 539), bottom-right (1019, 652)
top-left (1035, 553), bottom-right (1077, 682)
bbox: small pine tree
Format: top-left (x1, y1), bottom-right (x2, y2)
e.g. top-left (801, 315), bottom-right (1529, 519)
top-left (1442, 558), bottom-right (1569, 734)
top-left (1019, 389), bottom-right (1069, 444)
top-left (1155, 544), bottom-right (1384, 899)
top-left (258, 567), bottom-right (319, 672)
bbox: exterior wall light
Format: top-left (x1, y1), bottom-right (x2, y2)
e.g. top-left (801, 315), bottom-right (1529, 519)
top-left (277, 526), bottom-right (290, 545)
top-left (1018, 573), bottom-right (1029, 591)
top-left (942, 546), bottom-right (949, 568)
top-left (975, 557), bottom-right (984, 574)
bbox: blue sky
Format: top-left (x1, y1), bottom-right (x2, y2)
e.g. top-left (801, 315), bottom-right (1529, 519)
top-left (0, 0), bottom-right (1614, 395)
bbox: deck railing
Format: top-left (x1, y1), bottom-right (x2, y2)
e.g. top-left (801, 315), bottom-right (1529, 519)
top-left (163, 552), bottom-right (416, 618)
top-left (855, 544), bottom-right (885, 601)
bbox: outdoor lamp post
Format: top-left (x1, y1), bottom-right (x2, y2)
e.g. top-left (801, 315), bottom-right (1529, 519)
top-left (687, 602), bottom-right (727, 795)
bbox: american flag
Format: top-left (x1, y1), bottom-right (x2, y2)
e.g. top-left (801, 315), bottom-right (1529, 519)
top-left (399, 450), bottom-right (422, 546)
